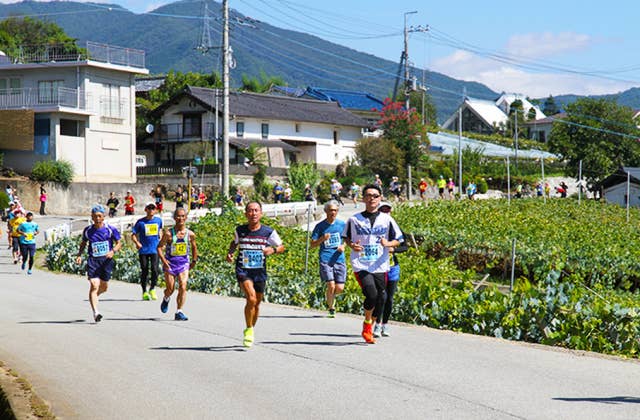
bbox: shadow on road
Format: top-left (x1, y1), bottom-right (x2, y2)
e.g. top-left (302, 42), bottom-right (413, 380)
top-left (19, 319), bottom-right (87, 324)
top-left (107, 317), bottom-right (163, 321)
top-left (260, 315), bottom-right (324, 319)
top-left (83, 299), bottom-right (141, 302)
top-left (553, 396), bottom-right (640, 404)
top-left (261, 340), bottom-right (364, 347)
top-left (290, 332), bottom-right (360, 338)
top-left (150, 345), bottom-right (246, 352)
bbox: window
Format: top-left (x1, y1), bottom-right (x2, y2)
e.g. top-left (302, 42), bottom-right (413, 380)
top-left (333, 130), bottom-right (339, 145)
top-left (261, 123), bottom-right (269, 139)
top-left (101, 83), bottom-right (122, 118)
top-left (0, 78), bottom-right (21, 95)
top-left (60, 119), bottom-right (84, 137)
top-left (38, 80), bottom-right (64, 104)
top-left (236, 121), bottom-right (245, 138)
top-left (295, 123), bottom-right (300, 133)
top-left (183, 114), bottom-right (202, 137)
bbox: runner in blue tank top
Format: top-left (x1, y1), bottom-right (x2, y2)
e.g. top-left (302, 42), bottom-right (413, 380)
top-left (158, 208), bottom-right (198, 321)
top-left (227, 201), bottom-right (284, 348)
top-left (17, 212), bottom-right (39, 274)
top-left (76, 205), bottom-right (122, 323)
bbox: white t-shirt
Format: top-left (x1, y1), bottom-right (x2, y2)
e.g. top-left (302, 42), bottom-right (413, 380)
top-left (343, 211), bottom-right (403, 273)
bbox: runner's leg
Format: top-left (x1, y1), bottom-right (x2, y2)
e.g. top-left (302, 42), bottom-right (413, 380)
top-left (240, 280), bottom-right (258, 328)
top-left (139, 254), bottom-right (149, 293)
top-left (176, 270), bottom-right (189, 310)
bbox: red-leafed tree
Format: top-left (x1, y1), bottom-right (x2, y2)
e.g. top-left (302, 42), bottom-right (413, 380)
top-left (376, 98), bottom-right (427, 168)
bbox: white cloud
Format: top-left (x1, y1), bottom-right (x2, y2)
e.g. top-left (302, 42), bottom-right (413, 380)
top-left (505, 32), bottom-right (593, 58)
top-left (430, 32), bottom-right (636, 97)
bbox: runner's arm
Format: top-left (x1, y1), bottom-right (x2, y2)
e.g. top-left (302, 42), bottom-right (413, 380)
top-left (189, 231), bottom-right (198, 269)
top-left (75, 239), bottom-right (87, 264)
top-left (157, 229), bottom-right (171, 267)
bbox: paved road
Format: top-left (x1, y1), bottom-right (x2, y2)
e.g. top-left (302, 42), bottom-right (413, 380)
top-left (3, 245), bottom-right (640, 419)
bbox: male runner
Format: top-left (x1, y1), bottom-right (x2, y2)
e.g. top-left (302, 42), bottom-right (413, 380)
top-left (76, 205), bottom-right (122, 322)
top-left (106, 192), bottom-right (119, 217)
top-left (158, 208), bottom-right (198, 321)
top-left (343, 184), bottom-right (402, 344)
top-left (18, 212), bottom-right (39, 274)
top-left (311, 200), bottom-right (346, 317)
top-left (226, 202), bottom-right (284, 348)
top-left (124, 190), bottom-right (136, 215)
top-left (131, 202), bottom-right (163, 300)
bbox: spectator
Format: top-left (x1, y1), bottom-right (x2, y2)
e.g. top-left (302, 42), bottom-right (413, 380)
top-left (273, 181), bottom-right (284, 203)
top-left (283, 183), bottom-right (292, 203)
top-left (304, 184), bottom-right (314, 202)
top-left (466, 181), bottom-right (477, 200)
top-left (39, 185), bottom-right (47, 216)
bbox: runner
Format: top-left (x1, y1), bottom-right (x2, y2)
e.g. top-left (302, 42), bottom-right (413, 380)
top-left (151, 186), bottom-right (164, 212)
top-left (9, 208), bottom-right (26, 264)
top-left (75, 205), bottom-right (122, 323)
top-left (343, 184), bottom-right (402, 344)
top-left (349, 182), bottom-right (360, 208)
top-left (372, 202), bottom-right (407, 338)
top-left (330, 179), bottom-right (344, 205)
top-left (18, 212), bottom-right (39, 274)
top-left (273, 181), bottom-right (284, 203)
top-left (158, 208), bottom-right (198, 321)
top-left (226, 202), bottom-right (284, 348)
top-left (310, 200), bottom-right (346, 318)
top-left (447, 178), bottom-right (455, 200)
top-left (106, 192), bottom-right (119, 217)
top-left (437, 175), bottom-right (446, 199)
top-left (124, 190), bottom-right (136, 215)
top-left (418, 178), bottom-right (428, 200)
top-left (131, 202), bottom-right (163, 301)
top-left (175, 187), bottom-right (185, 210)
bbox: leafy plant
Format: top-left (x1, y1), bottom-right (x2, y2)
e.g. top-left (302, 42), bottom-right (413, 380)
top-left (30, 160), bottom-right (74, 188)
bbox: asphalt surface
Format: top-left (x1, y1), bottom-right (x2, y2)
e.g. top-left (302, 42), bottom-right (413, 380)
top-left (3, 204), bottom-right (640, 419)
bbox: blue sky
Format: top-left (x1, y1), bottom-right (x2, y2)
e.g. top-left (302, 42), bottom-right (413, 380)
top-left (2, 0), bottom-right (639, 98)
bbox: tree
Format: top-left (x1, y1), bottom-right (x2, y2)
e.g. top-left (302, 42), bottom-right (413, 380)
top-left (0, 17), bottom-right (83, 58)
top-left (542, 95), bottom-right (559, 116)
top-left (398, 90), bottom-right (438, 129)
top-left (355, 136), bottom-right (404, 182)
top-left (548, 97), bottom-right (640, 183)
top-left (376, 98), bottom-right (426, 170)
top-left (240, 71), bottom-right (286, 93)
top-left (505, 99), bottom-right (526, 138)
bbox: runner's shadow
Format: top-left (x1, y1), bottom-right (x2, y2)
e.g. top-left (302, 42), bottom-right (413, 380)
top-left (0, 271), bottom-right (26, 275)
top-left (107, 317), bottom-right (162, 321)
top-left (19, 319), bottom-right (87, 324)
top-left (261, 340), bottom-right (365, 347)
top-left (150, 345), bottom-right (246, 352)
top-left (82, 299), bottom-right (141, 302)
top-left (553, 396), bottom-right (640, 404)
top-left (290, 332), bottom-right (361, 338)
top-left (260, 315), bottom-right (324, 319)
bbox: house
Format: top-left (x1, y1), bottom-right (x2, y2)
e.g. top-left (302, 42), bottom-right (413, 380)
top-left (135, 75), bottom-right (166, 100)
top-left (0, 41), bottom-right (148, 183)
top-left (442, 93), bottom-right (546, 136)
top-left (524, 113), bottom-right (566, 143)
top-left (148, 86), bottom-right (369, 170)
top-left (268, 86), bottom-right (384, 127)
top-left (596, 167), bottom-right (640, 207)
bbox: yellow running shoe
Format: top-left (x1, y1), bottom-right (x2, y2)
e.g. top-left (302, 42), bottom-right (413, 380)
top-left (142, 291), bottom-right (150, 301)
top-left (243, 327), bottom-right (254, 348)
top-left (149, 289), bottom-right (158, 300)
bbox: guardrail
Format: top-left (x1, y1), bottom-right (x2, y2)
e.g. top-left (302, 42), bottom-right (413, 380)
top-left (43, 202), bottom-right (318, 245)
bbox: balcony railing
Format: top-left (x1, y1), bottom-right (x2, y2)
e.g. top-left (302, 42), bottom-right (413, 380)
top-left (2, 41), bottom-right (145, 69)
top-left (159, 123), bottom-right (218, 142)
top-left (0, 87), bottom-right (89, 111)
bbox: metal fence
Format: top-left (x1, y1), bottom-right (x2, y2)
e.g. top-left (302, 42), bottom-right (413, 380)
top-left (0, 87), bottom-right (89, 110)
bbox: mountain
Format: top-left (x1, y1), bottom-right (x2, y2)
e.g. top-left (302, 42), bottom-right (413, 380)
top-left (0, 0), bottom-right (498, 122)
top-left (546, 88), bottom-right (640, 112)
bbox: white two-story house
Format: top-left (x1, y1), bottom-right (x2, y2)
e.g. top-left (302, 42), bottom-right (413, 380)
top-left (0, 42), bottom-right (148, 183)
top-left (148, 86), bottom-right (369, 171)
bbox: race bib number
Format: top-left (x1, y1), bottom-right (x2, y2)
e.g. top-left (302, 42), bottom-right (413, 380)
top-left (242, 249), bottom-right (264, 269)
top-left (324, 232), bottom-right (341, 248)
top-left (91, 241), bottom-right (110, 257)
top-left (109, 203), bottom-right (115, 209)
top-left (25, 233), bottom-right (34, 241)
top-left (144, 223), bottom-right (159, 236)
top-left (171, 242), bottom-right (188, 256)
top-left (360, 244), bottom-right (380, 262)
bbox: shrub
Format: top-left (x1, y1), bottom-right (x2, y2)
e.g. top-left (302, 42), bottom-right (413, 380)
top-left (31, 160), bottom-right (74, 188)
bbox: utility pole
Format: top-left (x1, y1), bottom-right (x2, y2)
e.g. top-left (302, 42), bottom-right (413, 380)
top-left (514, 109), bottom-right (519, 171)
top-left (458, 87), bottom-right (466, 199)
top-left (403, 11), bottom-right (416, 111)
top-left (222, 0), bottom-right (230, 198)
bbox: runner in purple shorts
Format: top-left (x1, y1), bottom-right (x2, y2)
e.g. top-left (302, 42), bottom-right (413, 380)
top-left (76, 205), bottom-right (122, 323)
top-left (158, 208), bottom-right (198, 321)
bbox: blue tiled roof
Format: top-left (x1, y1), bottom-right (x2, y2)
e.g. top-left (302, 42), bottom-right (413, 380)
top-left (305, 87), bottom-right (384, 112)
